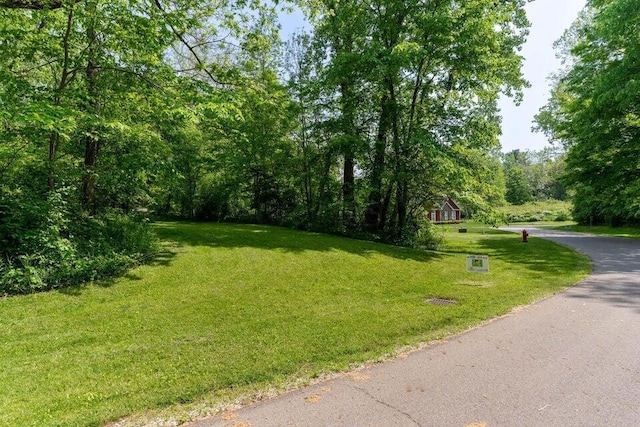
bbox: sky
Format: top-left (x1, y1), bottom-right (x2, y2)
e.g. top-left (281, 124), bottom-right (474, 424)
top-left (279, 0), bottom-right (587, 153)
top-left (498, 0), bottom-right (586, 153)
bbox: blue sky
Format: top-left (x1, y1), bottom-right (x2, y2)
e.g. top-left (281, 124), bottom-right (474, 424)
top-left (279, 0), bottom-right (587, 153)
top-left (497, 0), bottom-right (586, 153)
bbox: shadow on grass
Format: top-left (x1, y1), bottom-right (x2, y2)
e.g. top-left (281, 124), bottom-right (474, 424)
top-left (473, 236), bottom-right (588, 277)
top-left (57, 275), bottom-right (120, 297)
top-left (152, 221), bottom-right (442, 264)
top-left (56, 249), bottom-right (179, 297)
top-left (440, 228), bottom-right (589, 278)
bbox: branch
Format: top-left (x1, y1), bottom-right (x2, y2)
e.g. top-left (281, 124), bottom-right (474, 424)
top-left (152, 0), bottom-right (236, 87)
top-left (0, 139), bottom-right (31, 177)
top-left (96, 66), bottom-right (164, 90)
top-left (0, 0), bottom-right (74, 9)
top-left (13, 59), bottom-right (58, 76)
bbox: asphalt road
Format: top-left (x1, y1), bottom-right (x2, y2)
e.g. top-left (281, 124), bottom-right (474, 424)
top-left (189, 228), bottom-right (640, 427)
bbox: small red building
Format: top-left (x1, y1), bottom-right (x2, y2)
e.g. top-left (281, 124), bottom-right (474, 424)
top-left (429, 197), bottom-right (461, 222)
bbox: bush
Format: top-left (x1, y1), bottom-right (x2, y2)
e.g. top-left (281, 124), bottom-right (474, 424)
top-left (385, 219), bottom-right (444, 250)
top-left (414, 221), bottom-right (445, 249)
top-left (0, 189), bottom-right (157, 296)
top-left (498, 200), bottom-right (573, 223)
top-left (554, 210), bottom-right (571, 222)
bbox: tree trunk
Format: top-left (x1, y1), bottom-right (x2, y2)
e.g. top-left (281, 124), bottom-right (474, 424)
top-left (342, 153), bottom-right (356, 229)
top-left (48, 133), bottom-right (58, 192)
top-left (299, 113), bottom-right (314, 223)
top-left (366, 91), bottom-right (392, 232)
top-left (339, 77), bottom-right (357, 230)
top-left (82, 10), bottom-right (101, 215)
top-left (47, 7), bottom-right (74, 193)
top-left (82, 59), bottom-right (100, 215)
top-left (314, 149), bottom-right (334, 221)
top-left (82, 133), bottom-right (99, 215)
top-left (330, 4), bottom-right (358, 231)
top-left (396, 178), bottom-right (408, 234)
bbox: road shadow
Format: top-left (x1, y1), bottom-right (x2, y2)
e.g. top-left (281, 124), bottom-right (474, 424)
top-left (552, 234), bottom-right (640, 313)
top-left (569, 272), bottom-right (640, 313)
top-left (503, 227), bottom-right (640, 313)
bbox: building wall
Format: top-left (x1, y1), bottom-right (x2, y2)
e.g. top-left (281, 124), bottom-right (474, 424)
top-left (429, 208), bottom-right (460, 222)
top-left (430, 198), bottom-right (461, 222)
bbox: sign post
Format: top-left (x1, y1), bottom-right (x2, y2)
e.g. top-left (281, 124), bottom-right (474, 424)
top-left (466, 255), bottom-right (489, 273)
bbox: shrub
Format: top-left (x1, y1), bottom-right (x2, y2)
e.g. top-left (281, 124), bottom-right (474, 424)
top-left (554, 210), bottom-right (571, 222)
top-left (386, 219), bottom-right (444, 250)
top-left (0, 189), bottom-right (157, 296)
top-left (499, 200), bottom-right (573, 223)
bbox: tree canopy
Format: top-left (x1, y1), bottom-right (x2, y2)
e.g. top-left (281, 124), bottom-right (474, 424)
top-left (536, 0), bottom-right (640, 226)
top-left (502, 148), bottom-right (567, 205)
top-left (1, 0), bottom-right (531, 294)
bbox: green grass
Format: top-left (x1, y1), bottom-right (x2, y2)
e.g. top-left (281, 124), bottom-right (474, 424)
top-left (548, 224), bottom-right (640, 239)
top-left (497, 200), bottom-right (573, 223)
top-left (0, 222), bottom-right (590, 426)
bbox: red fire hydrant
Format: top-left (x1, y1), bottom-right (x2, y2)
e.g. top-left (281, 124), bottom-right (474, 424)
top-left (522, 229), bottom-right (529, 243)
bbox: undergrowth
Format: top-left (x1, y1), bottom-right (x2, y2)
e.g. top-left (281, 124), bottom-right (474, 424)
top-left (0, 189), bottom-right (157, 295)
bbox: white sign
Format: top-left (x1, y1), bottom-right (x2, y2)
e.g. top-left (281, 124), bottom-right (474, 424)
top-left (466, 255), bottom-right (489, 273)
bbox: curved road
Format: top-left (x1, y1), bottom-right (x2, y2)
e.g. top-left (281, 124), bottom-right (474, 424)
top-left (190, 228), bottom-right (640, 427)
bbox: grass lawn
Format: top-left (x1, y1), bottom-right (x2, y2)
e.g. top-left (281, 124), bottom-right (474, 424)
top-left (497, 200), bottom-right (573, 223)
top-left (0, 222), bottom-right (590, 426)
top-left (507, 221), bottom-right (577, 228)
top-left (548, 224), bottom-right (640, 239)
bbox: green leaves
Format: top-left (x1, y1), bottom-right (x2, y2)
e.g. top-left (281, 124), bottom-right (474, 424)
top-left (0, 0), bottom-right (536, 287)
top-left (537, 0), bottom-right (640, 225)
top-left (0, 0), bottom-right (289, 289)
top-left (285, 0), bottom-right (531, 238)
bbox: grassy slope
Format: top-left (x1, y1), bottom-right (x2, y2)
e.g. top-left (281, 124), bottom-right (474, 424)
top-left (549, 224), bottom-right (640, 239)
top-left (0, 222), bottom-right (590, 426)
top-left (497, 200), bottom-right (573, 223)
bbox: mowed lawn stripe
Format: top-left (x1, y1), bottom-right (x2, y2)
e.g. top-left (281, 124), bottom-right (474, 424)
top-left (0, 222), bottom-right (590, 426)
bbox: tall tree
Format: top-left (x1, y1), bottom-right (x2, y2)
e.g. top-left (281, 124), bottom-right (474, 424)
top-left (313, 0), bottom-right (369, 230)
top-left (301, 0), bottom-right (530, 240)
top-left (502, 148), bottom-right (568, 204)
top-left (0, 0), bottom-right (287, 293)
top-left (503, 150), bottom-right (533, 204)
top-left (284, 31), bottom-right (344, 229)
top-left (536, 0), bottom-right (640, 225)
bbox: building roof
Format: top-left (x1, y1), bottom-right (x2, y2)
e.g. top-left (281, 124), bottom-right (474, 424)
top-left (439, 197), bottom-right (460, 211)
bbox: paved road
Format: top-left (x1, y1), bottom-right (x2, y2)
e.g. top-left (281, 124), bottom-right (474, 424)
top-left (189, 228), bottom-right (640, 427)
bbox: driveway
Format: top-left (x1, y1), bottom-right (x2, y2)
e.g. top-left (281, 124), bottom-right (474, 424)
top-left (189, 227), bottom-right (640, 426)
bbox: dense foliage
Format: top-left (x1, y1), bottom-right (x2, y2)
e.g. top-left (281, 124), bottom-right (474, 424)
top-left (536, 0), bottom-right (640, 226)
top-left (498, 200), bottom-right (572, 223)
top-left (284, 0), bottom-right (529, 241)
top-left (0, 0), bottom-right (282, 293)
top-left (502, 148), bottom-right (568, 205)
top-left (1, 0), bottom-right (531, 294)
